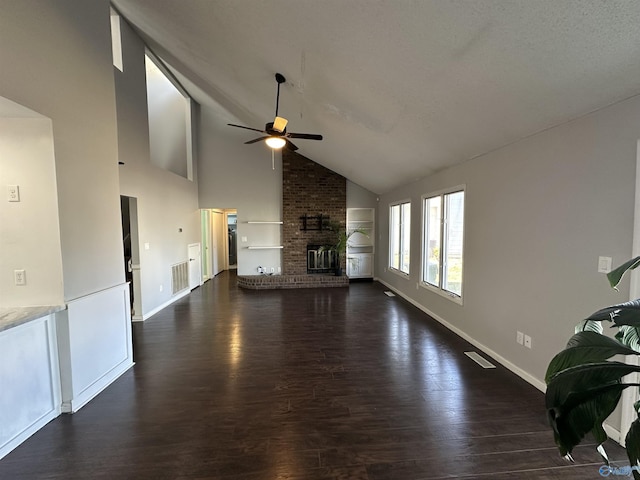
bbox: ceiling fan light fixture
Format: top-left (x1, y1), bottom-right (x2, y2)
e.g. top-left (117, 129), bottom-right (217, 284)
top-left (273, 116), bottom-right (288, 132)
top-left (265, 136), bottom-right (286, 149)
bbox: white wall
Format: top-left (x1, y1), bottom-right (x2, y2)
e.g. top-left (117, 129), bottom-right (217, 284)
top-left (198, 107), bottom-right (283, 275)
top-left (115, 17), bottom-right (200, 318)
top-left (377, 93), bottom-right (640, 414)
top-left (0, 0), bottom-right (134, 429)
top-left (0, 0), bottom-right (125, 301)
top-left (0, 112), bottom-right (63, 308)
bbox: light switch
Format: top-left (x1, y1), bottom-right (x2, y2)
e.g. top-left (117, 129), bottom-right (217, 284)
top-left (598, 256), bottom-right (612, 274)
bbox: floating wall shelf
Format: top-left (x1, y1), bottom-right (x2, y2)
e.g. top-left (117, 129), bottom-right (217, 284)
top-left (246, 246), bottom-right (284, 250)
top-left (246, 221), bottom-right (283, 224)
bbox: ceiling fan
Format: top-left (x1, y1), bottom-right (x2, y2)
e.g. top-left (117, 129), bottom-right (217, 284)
top-left (228, 73), bottom-right (323, 151)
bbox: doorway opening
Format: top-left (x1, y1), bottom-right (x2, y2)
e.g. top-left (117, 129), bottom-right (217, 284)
top-left (227, 211), bottom-right (238, 269)
top-left (120, 195), bottom-right (142, 320)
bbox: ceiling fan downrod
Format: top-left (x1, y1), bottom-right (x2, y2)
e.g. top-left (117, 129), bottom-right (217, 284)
top-left (274, 73), bottom-right (285, 118)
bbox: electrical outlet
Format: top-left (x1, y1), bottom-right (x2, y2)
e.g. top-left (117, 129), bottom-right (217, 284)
top-left (598, 256), bottom-right (612, 274)
top-left (7, 185), bottom-right (20, 202)
top-left (14, 269), bottom-right (26, 286)
top-left (524, 335), bottom-right (532, 349)
top-left (516, 331), bottom-right (524, 345)
top-left (270, 267), bottom-right (275, 273)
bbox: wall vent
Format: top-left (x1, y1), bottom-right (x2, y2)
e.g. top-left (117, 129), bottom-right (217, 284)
top-left (171, 261), bottom-right (189, 295)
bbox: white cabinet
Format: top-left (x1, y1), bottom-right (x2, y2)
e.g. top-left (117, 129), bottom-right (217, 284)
top-left (347, 253), bottom-right (373, 278)
top-left (346, 208), bottom-right (375, 279)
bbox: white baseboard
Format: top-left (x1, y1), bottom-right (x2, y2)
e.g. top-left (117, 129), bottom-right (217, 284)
top-left (0, 408), bottom-right (60, 460)
top-left (134, 289), bottom-right (190, 322)
top-left (62, 359), bottom-right (133, 413)
top-left (376, 279), bottom-right (547, 393)
top-left (604, 423), bottom-right (622, 445)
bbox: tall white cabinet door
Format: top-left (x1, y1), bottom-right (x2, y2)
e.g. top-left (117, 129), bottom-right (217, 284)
top-left (347, 207), bottom-right (375, 278)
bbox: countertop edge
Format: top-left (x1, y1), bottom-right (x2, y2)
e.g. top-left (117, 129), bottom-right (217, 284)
top-left (0, 305), bottom-right (67, 333)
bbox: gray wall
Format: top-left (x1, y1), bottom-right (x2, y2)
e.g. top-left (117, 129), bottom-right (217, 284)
top-left (198, 106), bottom-right (283, 276)
top-left (0, 0), bottom-right (125, 301)
top-left (0, 113), bottom-right (64, 307)
top-left (347, 181), bottom-right (378, 209)
top-left (377, 94), bottom-right (639, 399)
top-left (115, 16), bottom-right (200, 317)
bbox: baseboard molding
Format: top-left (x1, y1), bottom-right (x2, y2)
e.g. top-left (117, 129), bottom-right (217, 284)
top-left (135, 289), bottom-right (191, 322)
top-left (604, 423), bottom-right (622, 445)
top-left (62, 359), bottom-right (134, 413)
top-left (376, 279), bottom-right (547, 393)
top-left (0, 407), bottom-right (60, 460)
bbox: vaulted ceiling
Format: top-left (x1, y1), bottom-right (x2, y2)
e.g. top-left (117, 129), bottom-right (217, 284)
top-left (113, 0), bottom-right (640, 194)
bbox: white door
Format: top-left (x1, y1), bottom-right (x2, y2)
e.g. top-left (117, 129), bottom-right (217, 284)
top-left (188, 243), bottom-right (201, 290)
top-left (201, 210), bottom-right (213, 281)
top-left (212, 211), bottom-right (225, 275)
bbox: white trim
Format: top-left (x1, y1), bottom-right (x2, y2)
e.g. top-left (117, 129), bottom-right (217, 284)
top-left (134, 289), bottom-right (190, 322)
top-left (419, 281), bottom-right (463, 305)
top-left (377, 278), bottom-right (547, 393)
top-left (388, 200), bottom-right (411, 274)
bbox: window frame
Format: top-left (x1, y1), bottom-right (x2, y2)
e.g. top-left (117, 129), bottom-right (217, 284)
top-left (420, 186), bottom-right (465, 304)
top-left (388, 199), bottom-right (411, 277)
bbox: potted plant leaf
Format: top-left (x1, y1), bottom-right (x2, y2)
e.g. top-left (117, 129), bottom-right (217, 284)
top-left (320, 221), bottom-right (368, 276)
top-left (545, 257), bottom-right (640, 475)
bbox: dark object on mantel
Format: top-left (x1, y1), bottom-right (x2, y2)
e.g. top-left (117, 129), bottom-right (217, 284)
top-left (300, 214), bottom-right (330, 231)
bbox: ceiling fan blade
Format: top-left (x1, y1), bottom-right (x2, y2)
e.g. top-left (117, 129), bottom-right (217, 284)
top-left (228, 123), bottom-right (267, 134)
top-left (287, 133), bottom-right (323, 141)
top-left (285, 139), bottom-right (299, 151)
top-left (245, 136), bottom-right (269, 144)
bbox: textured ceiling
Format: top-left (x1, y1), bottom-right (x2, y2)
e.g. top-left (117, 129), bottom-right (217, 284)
top-left (113, 0), bottom-right (640, 194)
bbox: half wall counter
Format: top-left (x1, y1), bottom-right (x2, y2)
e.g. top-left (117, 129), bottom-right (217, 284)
top-left (0, 305), bottom-right (65, 460)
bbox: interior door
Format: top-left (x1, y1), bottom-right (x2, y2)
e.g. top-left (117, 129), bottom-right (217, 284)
top-left (212, 210), bottom-right (224, 275)
top-left (188, 243), bottom-right (202, 290)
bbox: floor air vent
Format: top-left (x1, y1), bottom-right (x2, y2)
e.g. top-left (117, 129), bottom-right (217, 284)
top-left (171, 261), bottom-right (189, 295)
top-left (464, 351), bottom-right (496, 369)
top-left (384, 291), bottom-right (396, 297)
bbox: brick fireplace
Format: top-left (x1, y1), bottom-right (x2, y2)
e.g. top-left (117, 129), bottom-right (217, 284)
top-left (282, 149), bottom-right (346, 275)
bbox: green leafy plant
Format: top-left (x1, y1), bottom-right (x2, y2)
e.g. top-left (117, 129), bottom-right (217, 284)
top-left (319, 221), bottom-right (368, 274)
top-left (545, 257), bottom-right (640, 474)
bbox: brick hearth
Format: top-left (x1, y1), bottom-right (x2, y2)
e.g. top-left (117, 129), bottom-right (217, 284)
top-left (237, 274), bottom-right (349, 290)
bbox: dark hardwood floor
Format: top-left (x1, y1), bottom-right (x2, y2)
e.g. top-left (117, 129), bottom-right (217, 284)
top-left (0, 271), bottom-right (627, 479)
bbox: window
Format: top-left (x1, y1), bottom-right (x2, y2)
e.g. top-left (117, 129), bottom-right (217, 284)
top-left (110, 9), bottom-right (123, 72)
top-left (145, 52), bottom-right (194, 180)
top-left (422, 188), bottom-right (465, 299)
top-left (389, 201), bottom-right (411, 274)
